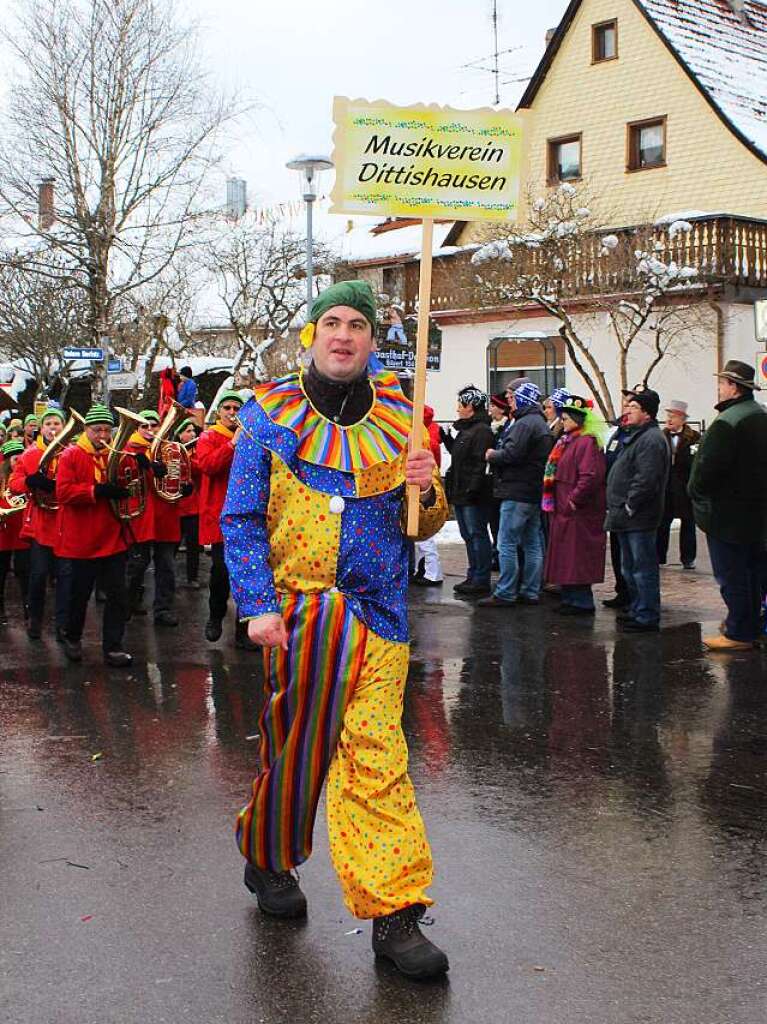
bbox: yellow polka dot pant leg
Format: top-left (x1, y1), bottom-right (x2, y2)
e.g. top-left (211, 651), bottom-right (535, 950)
top-left (326, 631), bottom-right (434, 919)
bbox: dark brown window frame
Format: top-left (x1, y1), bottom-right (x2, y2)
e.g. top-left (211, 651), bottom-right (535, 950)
top-left (592, 19), bottom-right (618, 63)
top-left (626, 116), bottom-right (667, 172)
top-left (547, 133), bottom-right (583, 185)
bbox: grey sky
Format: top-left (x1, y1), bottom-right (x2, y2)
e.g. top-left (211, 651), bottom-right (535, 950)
top-left (184, 0), bottom-right (569, 207)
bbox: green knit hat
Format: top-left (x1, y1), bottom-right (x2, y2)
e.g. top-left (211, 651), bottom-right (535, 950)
top-left (84, 404), bottom-right (114, 426)
top-left (40, 407), bottom-right (66, 424)
top-left (217, 390), bottom-right (244, 408)
top-left (2, 439), bottom-right (24, 456)
top-left (139, 410), bottom-right (161, 424)
top-left (24, 414), bottom-right (38, 427)
top-left (309, 280), bottom-right (377, 329)
top-left (173, 417), bottom-right (195, 439)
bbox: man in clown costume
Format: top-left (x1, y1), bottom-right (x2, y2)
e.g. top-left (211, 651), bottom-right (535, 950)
top-left (222, 280), bottom-right (450, 979)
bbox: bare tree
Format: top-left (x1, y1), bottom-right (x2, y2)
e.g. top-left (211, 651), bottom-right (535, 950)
top-left (471, 186), bottom-right (712, 420)
top-left (205, 214), bottom-right (335, 378)
top-left (0, 0), bottom-right (238, 398)
top-left (0, 251), bottom-right (88, 395)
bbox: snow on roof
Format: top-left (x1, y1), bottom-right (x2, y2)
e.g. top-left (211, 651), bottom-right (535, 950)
top-left (520, 1), bottom-right (767, 163)
top-left (638, 0), bottom-right (767, 159)
top-left (339, 220), bottom-right (458, 265)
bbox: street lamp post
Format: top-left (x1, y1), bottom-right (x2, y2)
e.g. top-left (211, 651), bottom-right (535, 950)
top-left (285, 155), bottom-right (334, 315)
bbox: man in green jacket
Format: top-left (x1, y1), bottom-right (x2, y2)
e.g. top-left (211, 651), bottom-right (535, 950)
top-left (688, 360), bottom-right (767, 651)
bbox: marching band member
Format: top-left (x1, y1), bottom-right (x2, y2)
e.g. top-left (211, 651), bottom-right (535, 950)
top-left (174, 418), bottom-right (201, 589)
top-left (7, 419), bottom-right (24, 443)
top-left (23, 414), bottom-right (38, 448)
top-left (196, 390), bottom-right (249, 645)
top-left (0, 439), bottom-right (31, 623)
top-left (55, 404), bottom-right (132, 668)
top-left (124, 410), bottom-right (182, 627)
top-left (9, 407), bottom-right (73, 641)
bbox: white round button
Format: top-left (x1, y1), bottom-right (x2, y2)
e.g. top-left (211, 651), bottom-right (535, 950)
top-left (329, 495), bottom-right (345, 514)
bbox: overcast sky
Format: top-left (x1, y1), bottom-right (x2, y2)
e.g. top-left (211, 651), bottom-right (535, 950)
top-left (182, 0), bottom-right (570, 208)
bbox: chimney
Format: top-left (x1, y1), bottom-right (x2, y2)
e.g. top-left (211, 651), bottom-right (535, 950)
top-left (226, 177), bottom-right (247, 219)
top-left (545, 27), bottom-right (557, 48)
top-left (727, 0), bottom-right (749, 24)
top-left (38, 177), bottom-right (55, 230)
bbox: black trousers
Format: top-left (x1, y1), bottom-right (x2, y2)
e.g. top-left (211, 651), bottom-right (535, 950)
top-left (28, 540), bottom-right (72, 628)
top-left (67, 552), bottom-right (128, 652)
top-left (0, 548), bottom-right (30, 612)
top-left (209, 541), bottom-right (231, 621)
top-left (127, 541), bottom-right (176, 613)
top-left (657, 517), bottom-right (697, 567)
top-left (609, 531), bottom-right (630, 601)
top-left (178, 515), bottom-right (200, 582)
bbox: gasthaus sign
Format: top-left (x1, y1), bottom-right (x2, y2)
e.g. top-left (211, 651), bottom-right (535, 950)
top-left (330, 97), bottom-right (523, 221)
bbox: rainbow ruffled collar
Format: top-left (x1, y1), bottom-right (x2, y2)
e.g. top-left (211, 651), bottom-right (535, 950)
top-left (252, 369), bottom-right (412, 472)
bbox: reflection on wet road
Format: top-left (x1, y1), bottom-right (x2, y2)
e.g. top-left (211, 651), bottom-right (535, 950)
top-left (1, 587), bottom-right (765, 1023)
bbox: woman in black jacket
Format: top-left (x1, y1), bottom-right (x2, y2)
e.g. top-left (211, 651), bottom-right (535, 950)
top-left (441, 385), bottom-right (495, 595)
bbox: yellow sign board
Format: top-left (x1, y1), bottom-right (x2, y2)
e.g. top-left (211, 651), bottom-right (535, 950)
top-left (330, 97), bottom-right (523, 222)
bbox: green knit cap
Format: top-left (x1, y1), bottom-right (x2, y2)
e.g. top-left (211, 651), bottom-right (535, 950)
top-left (2, 439), bottom-right (24, 456)
top-left (139, 410), bottom-right (161, 424)
top-left (41, 407), bottom-right (66, 424)
top-left (217, 390), bottom-right (244, 408)
top-left (24, 414), bottom-right (38, 426)
top-left (84, 404), bottom-right (114, 426)
top-left (309, 280), bottom-right (377, 328)
top-left (173, 417), bottom-right (195, 439)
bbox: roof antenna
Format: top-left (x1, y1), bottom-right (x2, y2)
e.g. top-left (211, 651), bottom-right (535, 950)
top-left (491, 0), bottom-right (500, 105)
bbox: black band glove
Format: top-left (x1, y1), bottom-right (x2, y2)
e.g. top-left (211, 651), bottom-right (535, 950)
top-left (135, 452), bottom-right (151, 471)
top-left (94, 482), bottom-right (130, 500)
top-left (180, 482), bottom-right (194, 497)
top-left (26, 471), bottom-right (55, 493)
top-left (151, 460), bottom-right (167, 478)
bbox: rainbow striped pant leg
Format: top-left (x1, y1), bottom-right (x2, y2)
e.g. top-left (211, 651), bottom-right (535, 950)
top-left (236, 590), bottom-right (367, 872)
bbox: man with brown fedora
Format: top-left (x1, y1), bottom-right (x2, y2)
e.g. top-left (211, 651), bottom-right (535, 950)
top-left (689, 360), bottom-right (767, 651)
top-left (658, 400), bottom-right (700, 570)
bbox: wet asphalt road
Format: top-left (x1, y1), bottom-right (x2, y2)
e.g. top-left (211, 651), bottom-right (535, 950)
top-left (1, 551), bottom-right (766, 1024)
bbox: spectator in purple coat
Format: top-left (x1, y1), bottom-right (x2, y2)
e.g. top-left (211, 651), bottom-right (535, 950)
top-left (542, 395), bottom-right (607, 615)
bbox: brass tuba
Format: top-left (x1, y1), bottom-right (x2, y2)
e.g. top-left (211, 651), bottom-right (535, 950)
top-left (149, 399), bottom-right (192, 503)
top-left (35, 409), bottom-right (86, 511)
top-left (106, 407), bottom-right (148, 521)
top-left (0, 489), bottom-right (27, 521)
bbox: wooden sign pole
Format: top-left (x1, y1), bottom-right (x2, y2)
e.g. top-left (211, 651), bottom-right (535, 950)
top-left (406, 216), bottom-right (434, 538)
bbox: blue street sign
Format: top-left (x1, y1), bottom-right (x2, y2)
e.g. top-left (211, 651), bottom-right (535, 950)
top-left (62, 346), bottom-right (105, 361)
top-left (108, 358), bottom-right (122, 372)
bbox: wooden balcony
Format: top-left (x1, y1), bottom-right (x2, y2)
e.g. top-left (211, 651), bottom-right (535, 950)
top-left (402, 215), bottom-right (767, 316)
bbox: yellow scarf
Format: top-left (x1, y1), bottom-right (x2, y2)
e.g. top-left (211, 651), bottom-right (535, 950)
top-left (128, 431), bottom-right (151, 448)
top-left (76, 433), bottom-right (109, 483)
top-left (210, 423), bottom-right (235, 440)
top-left (36, 435), bottom-right (46, 452)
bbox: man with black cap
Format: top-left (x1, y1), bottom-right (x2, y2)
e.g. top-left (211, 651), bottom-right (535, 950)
top-left (177, 366), bottom-right (198, 410)
top-left (605, 387), bottom-right (670, 632)
top-left (441, 384), bottom-right (495, 596)
top-left (689, 360), bottom-right (767, 651)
